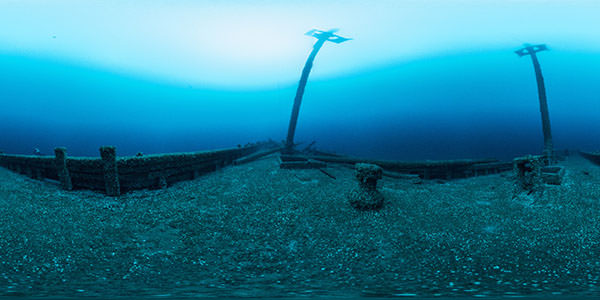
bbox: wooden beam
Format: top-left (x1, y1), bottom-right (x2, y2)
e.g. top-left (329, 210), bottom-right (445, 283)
top-left (54, 147), bottom-right (72, 190)
top-left (100, 146), bottom-right (120, 196)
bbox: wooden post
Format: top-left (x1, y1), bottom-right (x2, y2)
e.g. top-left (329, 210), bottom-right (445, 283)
top-left (54, 147), bottom-right (72, 190)
top-left (100, 146), bottom-right (120, 196)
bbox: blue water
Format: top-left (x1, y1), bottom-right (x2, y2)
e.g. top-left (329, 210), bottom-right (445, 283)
top-left (2, 48), bottom-right (599, 160)
top-left (3, 4), bottom-right (600, 299)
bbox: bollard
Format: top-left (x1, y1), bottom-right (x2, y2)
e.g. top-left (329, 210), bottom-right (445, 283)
top-left (100, 146), bottom-right (120, 196)
top-left (348, 163), bottom-right (384, 210)
top-left (54, 147), bottom-right (72, 190)
top-left (513, 155), bottom-right (544, 193)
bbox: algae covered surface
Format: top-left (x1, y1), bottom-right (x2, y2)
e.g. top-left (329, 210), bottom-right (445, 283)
top-left (0, 154), bottom-right (599, 298)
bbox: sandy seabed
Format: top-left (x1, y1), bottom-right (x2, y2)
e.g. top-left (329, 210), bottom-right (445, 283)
top-left (0, 154), bottom-right (599, 299)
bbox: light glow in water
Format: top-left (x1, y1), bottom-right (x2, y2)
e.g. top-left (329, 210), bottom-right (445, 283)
top-left (1, 0), bottom-right (599, 88)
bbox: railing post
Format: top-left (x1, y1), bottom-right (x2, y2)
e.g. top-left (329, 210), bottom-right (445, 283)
top-left (54, 147), bottom-right (72, 190)
top-left (100, 146), bottom-right (120, 196)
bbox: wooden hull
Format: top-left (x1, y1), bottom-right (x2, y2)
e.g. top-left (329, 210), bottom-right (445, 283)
top-left (580, 151), bottom-right (600, 166)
